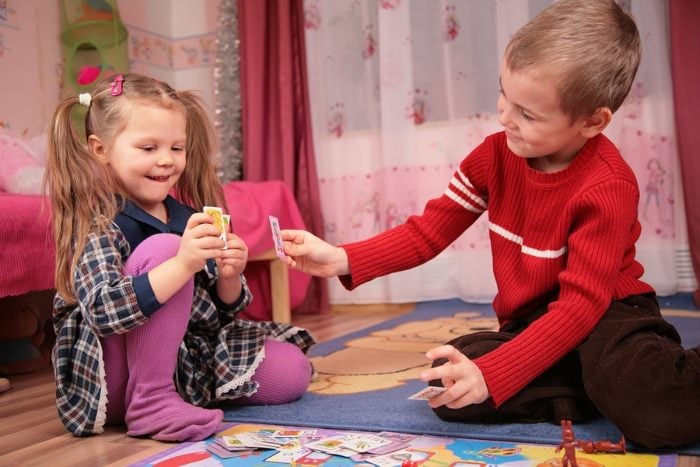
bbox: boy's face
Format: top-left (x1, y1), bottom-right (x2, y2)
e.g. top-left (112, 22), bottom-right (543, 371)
top-left (497, 60), bottom-right (589, 172)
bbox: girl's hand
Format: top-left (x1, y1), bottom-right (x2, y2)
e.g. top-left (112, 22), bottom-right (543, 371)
top-left (280, 229), bottom-right (349, 277)
top-left (419, 344), bottom-right (490, 409)
top-left (177, 213), bottom-right (226, 274)
top-left (216, 232), bottom-right (248, 281)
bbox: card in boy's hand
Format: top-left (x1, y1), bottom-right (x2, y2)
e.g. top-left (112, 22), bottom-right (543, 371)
top-left (204, 206), bottom-right (228, 249)
top-left (268, 215), bottom-right (286, 259)
top-left (407, 385), bottom-right (447, 400)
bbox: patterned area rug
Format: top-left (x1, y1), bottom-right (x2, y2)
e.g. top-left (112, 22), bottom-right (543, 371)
top-left (224, 295), bottom-right (700, 456)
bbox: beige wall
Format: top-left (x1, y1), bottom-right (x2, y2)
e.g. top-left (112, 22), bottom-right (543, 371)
top-left (0, 0), bottom-right (218, 138)
top-left (0, 0), bottom-right (62, 136)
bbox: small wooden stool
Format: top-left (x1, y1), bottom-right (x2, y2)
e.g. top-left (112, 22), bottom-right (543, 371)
top-left (249, 248), bottom-right (291, 324)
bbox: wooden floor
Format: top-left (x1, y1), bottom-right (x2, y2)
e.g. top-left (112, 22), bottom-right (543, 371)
top-left (1, 303), bottom-right (698, 466)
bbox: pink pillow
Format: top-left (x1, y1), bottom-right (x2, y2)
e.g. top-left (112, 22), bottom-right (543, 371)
top-left (0, 129), bottom-right (47, 195)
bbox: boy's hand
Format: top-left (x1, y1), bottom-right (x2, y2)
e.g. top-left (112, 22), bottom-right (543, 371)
top-left (419, 344), bottom-right (490, 409)
top-left (280, 229), bottom-right (349, 277)
top-left (177, 213), bottom-right (226, 274)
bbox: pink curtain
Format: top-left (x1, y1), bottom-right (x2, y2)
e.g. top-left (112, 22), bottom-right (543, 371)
top-left (238, 0), bottom-right (328, 314)
top-left (670, 0), bottom-right (700, 307)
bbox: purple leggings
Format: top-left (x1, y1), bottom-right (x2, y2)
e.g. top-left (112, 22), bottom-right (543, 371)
top-left (101, 233), bottom-right (312, 424)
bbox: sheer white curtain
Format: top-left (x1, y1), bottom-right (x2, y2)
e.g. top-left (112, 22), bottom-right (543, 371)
top-left (303, 0), bottom-right (686, 304)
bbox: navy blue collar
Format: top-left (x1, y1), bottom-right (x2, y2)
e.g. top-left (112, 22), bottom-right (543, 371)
top-left (119, 195), bottom-right (192, 235)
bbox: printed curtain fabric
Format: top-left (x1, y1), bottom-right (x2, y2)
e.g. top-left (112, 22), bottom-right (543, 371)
top-left (303, 0), bottom-right (687, 304)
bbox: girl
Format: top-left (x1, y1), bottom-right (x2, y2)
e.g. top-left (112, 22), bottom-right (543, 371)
top-left (45, 73), bottom-right (315, 442)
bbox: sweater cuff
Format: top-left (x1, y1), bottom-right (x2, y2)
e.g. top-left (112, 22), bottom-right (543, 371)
top-left (474, 353), bottom-right (519, 407)
top-left (340, 240), bottom-right (399, 289)
top-left (133, 273), bottom-right (161, 317)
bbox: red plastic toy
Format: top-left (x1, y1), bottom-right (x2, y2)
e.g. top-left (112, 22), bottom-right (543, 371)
top-left (557, 419), bottom-right (627, 466)
top-left (556, 420), bottom-right (579, 467)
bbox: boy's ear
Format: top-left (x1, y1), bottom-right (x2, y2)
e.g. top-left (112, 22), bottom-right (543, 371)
top-left (87, 135), bottom-right (109, 163)
top-left (580, 107), bottom-right (613, 138)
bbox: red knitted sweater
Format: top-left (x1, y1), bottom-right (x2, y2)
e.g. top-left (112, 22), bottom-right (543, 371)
top-left (340, 131), bottom-right (654, 406)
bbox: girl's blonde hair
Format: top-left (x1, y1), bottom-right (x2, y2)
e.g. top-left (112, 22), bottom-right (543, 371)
top-left (45, 73), bottom-right (226, 303)
top-left (505, 0), bottom-right (641, 122)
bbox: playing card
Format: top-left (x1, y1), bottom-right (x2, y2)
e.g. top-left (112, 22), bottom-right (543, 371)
top-left (364, 448), bottom-right (428, 466)
top-left (268, 215), bottom-right (286, 259)
top-left (367, 440), bottom-right (410, 455)
top-left (265, 447), bottom-right (313, 463)
top-left (294, 450), bottom-right (333, 465)
top-left (273, 429), bottom-right (315, 438)
top-left (217, 435), bottom-right (250, 450)
top-left (339, 433), bottom-right (392, 453)
top-left (303, 436), bottom-right (358, 457)
top-left (207, 443), bottom-right (256, 459)
top-left (204, 206), bottom-right (228, 249)
top-left (407, 386), bottom-right (447, 400)
top-left (236, 432), bottom-right (281, 449)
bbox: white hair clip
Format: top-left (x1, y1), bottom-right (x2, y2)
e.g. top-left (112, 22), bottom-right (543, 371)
top-left (78, 93), bottom-right (92, 107)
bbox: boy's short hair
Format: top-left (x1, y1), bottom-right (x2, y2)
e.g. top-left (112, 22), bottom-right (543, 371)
top-left (505, 0), bottom-right (641, 121)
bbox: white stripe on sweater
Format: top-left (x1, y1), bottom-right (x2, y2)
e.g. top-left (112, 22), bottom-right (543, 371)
top-left (445, 188), bottom-right (485, 213)
top-left (453, 170), bottom-right (488, 209)
top-left (489, 222), bottom-right (567, 259)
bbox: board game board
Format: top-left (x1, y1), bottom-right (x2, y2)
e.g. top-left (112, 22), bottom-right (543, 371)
top-left (132, 423), bottom-right (677, 467)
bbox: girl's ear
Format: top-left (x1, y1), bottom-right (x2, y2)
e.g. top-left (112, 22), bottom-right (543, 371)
top-left (87, 135), bottom-right (108, 164)
top-left (580, 107), bottom-right (613, 138)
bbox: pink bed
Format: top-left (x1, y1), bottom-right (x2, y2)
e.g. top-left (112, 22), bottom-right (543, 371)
top-left (0, 180), bottom-right (311, 321)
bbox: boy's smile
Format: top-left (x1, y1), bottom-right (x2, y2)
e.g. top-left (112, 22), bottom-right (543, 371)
top-left (497, 60), bottom-right (590, 173)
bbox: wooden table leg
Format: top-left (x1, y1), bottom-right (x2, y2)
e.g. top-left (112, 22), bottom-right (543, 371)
top-left (269, 257), bottom-right (291, 324)
top-left (250, 248), bottom-right (291, 324)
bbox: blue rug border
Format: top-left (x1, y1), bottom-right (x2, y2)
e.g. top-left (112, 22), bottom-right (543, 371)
top-left (658, 292), bottom-right (699, 310)
top-left (226, 294), bottom-right (700, 456)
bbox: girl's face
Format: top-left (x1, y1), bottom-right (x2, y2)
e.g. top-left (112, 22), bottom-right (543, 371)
top-left (103, 103), bottom-right (187, 220)
top-left (496, 60), bottom-right (589, 173)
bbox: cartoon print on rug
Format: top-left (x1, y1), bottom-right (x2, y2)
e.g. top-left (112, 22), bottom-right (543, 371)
top-left (309, 311), bottom-right (499, 394)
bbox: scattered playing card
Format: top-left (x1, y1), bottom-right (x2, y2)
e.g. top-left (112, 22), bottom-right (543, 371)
top-left (268, 215), bottom-right (286, 259)
top-left (407, 386), bottom-right (447, 400)
top-left (364, 448), bottom-right (427, 466)
top-left (265, 447), bottom-right (313, 464)
top-left (339, 433), bottom-right (392, 453)
top-left (367, 439), bottom-right (410, 455)
top-left (204, 206), bottom-right (228, 249)
top-left (207, 443), bottom-right (256, 459)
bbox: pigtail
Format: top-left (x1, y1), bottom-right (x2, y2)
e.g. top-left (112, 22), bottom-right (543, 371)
top-left (46, 97), bottom-right (87, 302)
top-left (176, 91), bottom-right (227, 213)
top-left (45, 95), bottom-right (121, 303)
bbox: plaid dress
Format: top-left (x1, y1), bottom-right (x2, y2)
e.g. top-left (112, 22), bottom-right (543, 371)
top-left (52, 197), bottom-right (315, 436)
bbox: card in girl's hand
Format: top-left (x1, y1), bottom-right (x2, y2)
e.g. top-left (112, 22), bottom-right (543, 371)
top-left (268, 215), bottom-right (286, 259)
top-left (204, 206), bottom-right (228, 249)
top-left (407, 385), bottom-right (447, 400)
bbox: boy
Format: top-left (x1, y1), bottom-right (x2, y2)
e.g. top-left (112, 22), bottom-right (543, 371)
top-left (281, 0), bottom-right (700, 449)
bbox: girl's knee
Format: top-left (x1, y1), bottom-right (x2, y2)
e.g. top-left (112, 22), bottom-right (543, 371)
top-left (123, 233), bottom-right (181, 275)
top-left (255, 340), bottom-right (312, 401)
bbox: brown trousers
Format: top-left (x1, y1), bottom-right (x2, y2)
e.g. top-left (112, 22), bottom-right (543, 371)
top-left (431, 294), bottom-right (700, 449)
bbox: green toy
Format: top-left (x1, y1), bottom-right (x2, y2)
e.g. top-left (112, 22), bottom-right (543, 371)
top-left (60, 0), bottom-right (129, 93)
